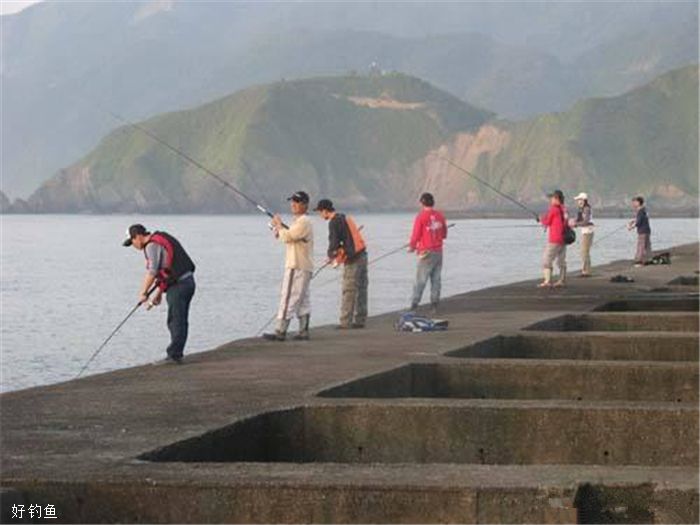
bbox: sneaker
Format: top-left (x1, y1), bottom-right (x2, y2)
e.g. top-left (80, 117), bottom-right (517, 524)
top-left (262, 332), bottom-right (286, 341)
top-left (292, 332), bottom-right (310, 341)
top-left (153, 356), bottom-right (183, 365)
top-left (335, 324), bottom-right (352, 330)
top-left (537, 282), bottom-right (552, 288)
top-left (351, 323), bottom-right (365, 329)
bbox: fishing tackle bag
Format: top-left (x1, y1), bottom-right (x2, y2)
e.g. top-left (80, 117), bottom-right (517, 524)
top-left (560, 208), bottom-right (576, 245)
top-left (395, 312), bottom-right (449, 332)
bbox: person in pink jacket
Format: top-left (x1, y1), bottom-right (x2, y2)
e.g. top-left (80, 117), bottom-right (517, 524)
top-left (408, 193), bottom-right (448, 312)
top-left (539, 189), bottom-right (569, 288)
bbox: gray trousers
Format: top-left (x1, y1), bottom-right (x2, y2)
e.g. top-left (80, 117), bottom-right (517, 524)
top-left (580, 232), bottom-right (594, 274)
top-left (542, 243), bottom-right (567, 271)
top-left (340, 252), bottom-right (368, 326)
top-left (411, 251), bottom-right (442, 308)
top-left (635, 233), bottom-right (652, 263)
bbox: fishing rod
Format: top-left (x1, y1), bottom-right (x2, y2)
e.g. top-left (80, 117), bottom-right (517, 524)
top-left (255, 223), bottom-right (456, 335)
top-left (592, 222), bottom-right (629, 246)
top-left (310, 225), bottom-right (366, 280)
top-left (316, 222), bottom-right (456, 290)
top-left (75, 283), bottom-right (158, 379)
top-left (478, 223), bottom-right (542, 229)
top-left (565, 222), bottom-right (633, 267)
top-left (99, 106), bottom-right (288, 228)
top-left (434, 154), bottom-right (540, 222)
top-left (312, 261), bottom-right (333, 279)
top-left (253, 255), bottom-right (340, 335)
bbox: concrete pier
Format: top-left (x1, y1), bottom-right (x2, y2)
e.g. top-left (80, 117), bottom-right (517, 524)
top-left (1, 243), bottom-right (698, 523)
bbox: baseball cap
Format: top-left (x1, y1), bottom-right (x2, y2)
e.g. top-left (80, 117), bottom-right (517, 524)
top-left (122, 224), bottom-right (149, 247)
top-left (314, 198), bottom-right (334, 211)
top-left (574, 192), bottom-right (588, 201)
top-left (287, 191), bottom-right (310, 204)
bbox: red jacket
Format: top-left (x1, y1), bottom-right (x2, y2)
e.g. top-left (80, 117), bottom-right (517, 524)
top-left (410, 208), bottom-right (448, 253)
top-left (540, 204), bottom-right (568, 245)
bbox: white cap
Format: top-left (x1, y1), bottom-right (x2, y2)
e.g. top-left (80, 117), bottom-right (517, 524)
top-left (574, 192), bottom-right (588, 201)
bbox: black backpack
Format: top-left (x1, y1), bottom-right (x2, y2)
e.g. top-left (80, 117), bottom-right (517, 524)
top-left (561, 208), bottom-right (576, 245)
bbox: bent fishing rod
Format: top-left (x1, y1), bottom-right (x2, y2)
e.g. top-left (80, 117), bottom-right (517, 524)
top-left (75, 283), bottom-right (158, 378)
top-left (434, 154), bottom-right (540, 222)
top-left (99, 106), bottom-right (288, 228)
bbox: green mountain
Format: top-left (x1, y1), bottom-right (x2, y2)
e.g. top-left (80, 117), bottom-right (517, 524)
top-left (2, 1), bottom-right (697, 198)
top-left (462, 64), bottom-right (698, 208)
top-left (27, 74), bottom-right (492, 212)
top-left (25, 66), bottom-right (698, 213)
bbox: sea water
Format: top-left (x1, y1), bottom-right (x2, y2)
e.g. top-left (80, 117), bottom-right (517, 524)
top-left (1, 214), bottom-right (697, 392)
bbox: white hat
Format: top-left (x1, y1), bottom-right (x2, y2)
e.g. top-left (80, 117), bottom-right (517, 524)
top-left (574, 192), bottom-right (588, 201)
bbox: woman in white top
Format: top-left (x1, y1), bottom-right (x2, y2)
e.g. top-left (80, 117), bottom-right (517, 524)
top-left (573, 192), bottom-right (594, 277)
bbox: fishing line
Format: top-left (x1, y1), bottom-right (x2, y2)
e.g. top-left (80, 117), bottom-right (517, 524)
top-left (98, 106), bottom-right (288, 228)
top-left (564, 222), bottom-right (633, 266)
top-left (591, 222), bottom-right (630, 246)
top-left (75, 283), bottom-right (158, 378)
top-left (478, 223), bottom-right (542, 229)
top-left (434, 154), bottom-right (540, 221)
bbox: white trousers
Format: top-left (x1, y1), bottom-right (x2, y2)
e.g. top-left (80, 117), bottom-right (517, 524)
top-left (277, 268), bottom-right (312, 321)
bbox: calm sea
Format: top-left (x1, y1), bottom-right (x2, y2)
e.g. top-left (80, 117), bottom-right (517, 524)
top-left (1, 214), bottom-right (697, 392)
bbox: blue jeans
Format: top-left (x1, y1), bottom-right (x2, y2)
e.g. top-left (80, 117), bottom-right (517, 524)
top-left (166, 276), bottom-right (195, 359)
top-left (411, 251), bottom-right (442, 308)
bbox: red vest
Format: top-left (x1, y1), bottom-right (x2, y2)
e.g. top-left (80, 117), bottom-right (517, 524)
top-left (145, 231), bottom-right (195, 291)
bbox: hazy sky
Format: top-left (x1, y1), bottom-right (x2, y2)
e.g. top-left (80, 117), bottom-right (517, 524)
top-left (0, 0), bottom-right (43, 16)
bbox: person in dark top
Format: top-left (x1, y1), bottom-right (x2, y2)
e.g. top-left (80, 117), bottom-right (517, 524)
top-left (315, 199), bottom-right (368, 329)
top-left (627, 196), bottom-right (652, 266)
top-left (123, 224), bottom-right (196, 363)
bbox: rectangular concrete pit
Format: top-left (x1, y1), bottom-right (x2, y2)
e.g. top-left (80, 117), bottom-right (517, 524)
top-left (525, 313), bottom-right (699, 332)
top-left (140, 403), bottom-right (698, 466)
top-left (593, 297), bottom-right (699, 312)
top-left (318, 362), bottom-right (699, 403)
top-left (668, 276), bottom-right (699, 286)
top-left (446, 333), bottom-right (699, 362)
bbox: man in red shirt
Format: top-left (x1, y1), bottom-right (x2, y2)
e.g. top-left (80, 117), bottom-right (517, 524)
top-left (539, 189), bottom-right (569, 288)
top-left (408, 193), bottom-right (448, 312)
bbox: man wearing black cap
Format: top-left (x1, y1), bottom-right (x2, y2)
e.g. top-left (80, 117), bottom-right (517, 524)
top-left (123, 224), bottom-right (196, 363)
top-left (264, 191), bottom-right (314, 341)
top-left (315, 199), bottom-right (368, 329)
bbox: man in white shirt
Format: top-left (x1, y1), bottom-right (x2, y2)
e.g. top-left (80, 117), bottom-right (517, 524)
top-left (263, 191), bottom-right (314, 341)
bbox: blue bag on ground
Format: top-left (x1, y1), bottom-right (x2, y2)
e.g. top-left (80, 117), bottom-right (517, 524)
top-left (395, 312), bottom-right (449, 332)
